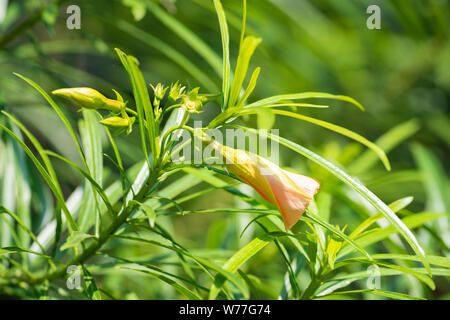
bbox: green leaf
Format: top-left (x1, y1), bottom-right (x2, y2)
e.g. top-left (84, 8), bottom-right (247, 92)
top-left (1, 111), bottom-right (62, 194)
top-left (123, 266), bottom-right (202, 300)
top-left (78, 110), bottom-right (104, 236)
top-left (342, 253), bottom-right (450, 269)
top-left (45, 151), bottom-right (114, 219)
top-left (131, 200), bottom-right (156, 228)
top-left (331, 267), bottom-right (450, 282)
top-left (60, 231), bottom-right (95, 251)
top-left (122, 0), bottom-right (147, 21)
top-left (82, 265), bottom-right (102, 300)
top-left (374, 261), bottom-right (435, 290)
top-left (302, 213), bottom-right (373, 262)
top-left (213, 0), bottom-right (231, 110)
top-left (209, 233), bottom-right (274, 299)
top-left (13, 73), bottom-right (87, 169)
top-left (0, 123), bottom-right (78, 232)
top-left (42, 3), bottom-right (59, 33)
top-left (349, 119), bottom-right (420, 173)
top-left (411, 144), bottom-right (450, 250)
top-left (350, 197), bottom-right (414, 239)
top-left (340, 213), bottom-right (445, 257)
top-left (0, 246), bottom-right (55, 260)
top-left (237, 67), bottom-right (260, 107)
top-left (245, 92), bottom-right (364, 110)
top-left (326, 231), bottom-right (344, 270)
top-left (266, 109), bottom-right (390, 170)
top-left (116, 235), bottom-right (246, 299)
top-left (228, 36), bottom-right (262, 108)
top-left (0, 206), bottom-right (45, 253)
top-left (319, 289), bottom-right (425, 300)
top-left (114, 48), bottom-right (155, 169)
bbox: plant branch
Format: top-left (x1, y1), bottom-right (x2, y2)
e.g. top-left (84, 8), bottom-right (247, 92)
top-left (20, 168), bottom-right (161, 286)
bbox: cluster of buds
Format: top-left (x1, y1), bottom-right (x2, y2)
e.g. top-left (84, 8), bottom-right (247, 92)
top-left (151, 82), bottom-right (207, 117)
top-left (52, 81), bottom-right (210, 135)
top-left (151, 83), bottom-right (168, 110)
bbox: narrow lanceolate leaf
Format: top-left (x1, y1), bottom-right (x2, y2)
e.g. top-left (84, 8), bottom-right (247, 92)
top-left (0, 246), bottom-right (55, 260)
top-left (341, 254), bottom-right (450, 269)
top-left (9, 125), bottom-right (32, 264)
top-left (350, 197), bottom-right (414, 239)
top-left (237, 67), bottom-right (260, 107)
top-left (0, 206), bottom-right (45, 253)
top-left (209, 233), bottom-right (274, 299)
top-left (115, 234), bottom-right (247, 299)
top-left (82, 265), bottom-right (102, 300)
top-left (233, 126), bottom-right (431, 274)
top-left (349, 119), bottom-right (420, 173)
top-left (266, 109), bottom-right (390, 170)
top-left (340, 213), bottom-right (444, 257)
top-left (13, 73), bottom-right (87, 169)
top-left (114, 48), bottom-right (155, 169)
top-left (123, 267), bottom-right (202, 300)
top-left (79, 110), bottom-right (104, 236)
top-left (245, 92), bottom-right (365, 110)
top-left (1, 111), bottom-right (61, 191)
top-left (213, 0), bottom-right (231, 110)
top-left (319, 289), bottom-right (425, 300)
top-left (127, 54), bottom-right (158, 165)
top-left (411, 143), bottom-right (450, 248)
top-left (302, 213), bottom-right (373, 262)
top-left (45, 151), bottom-right (115, 219)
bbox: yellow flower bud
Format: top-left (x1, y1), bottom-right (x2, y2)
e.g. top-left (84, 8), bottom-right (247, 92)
top-left (100, 116), bottom-right (135, 128)
top-left (52, 88), bottom-right (124, 112)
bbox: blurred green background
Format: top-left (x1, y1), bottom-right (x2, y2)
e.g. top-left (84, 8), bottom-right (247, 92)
top-left (0, 0), bottom-right (448, 299)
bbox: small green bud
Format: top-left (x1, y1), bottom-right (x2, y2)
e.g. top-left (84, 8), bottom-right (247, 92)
top-left (52, 88), bottom-right (124, 112)
top-left (168, 81), bottom-right (185, 102)
top-left (151, 83), bottom-right (168, 101)
top-left (100, 116), bottom-right (135, 128)
top-left (181, 87), bottom-right (206, 113)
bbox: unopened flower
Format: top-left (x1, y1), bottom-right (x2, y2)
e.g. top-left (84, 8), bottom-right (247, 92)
top-left (151, 83), bottom-right (168, 101)
top-left (206, 137), bottom-right (320, 231)
top-left (100, 116), bottom-right (135, 128)
top-left (181, 88), bottom-right (206, 113)
top-left (52, 88), bottom-right (124, 112)
top-left (168, 81), bottom-right (185, 102)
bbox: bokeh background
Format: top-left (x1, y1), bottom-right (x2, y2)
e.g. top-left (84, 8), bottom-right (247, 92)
top-left (0, 0), bottom-right (448, 299)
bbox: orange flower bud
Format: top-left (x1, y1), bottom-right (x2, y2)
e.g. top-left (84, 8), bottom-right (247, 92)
top-left (210, 140), bottom-right (320, 231)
